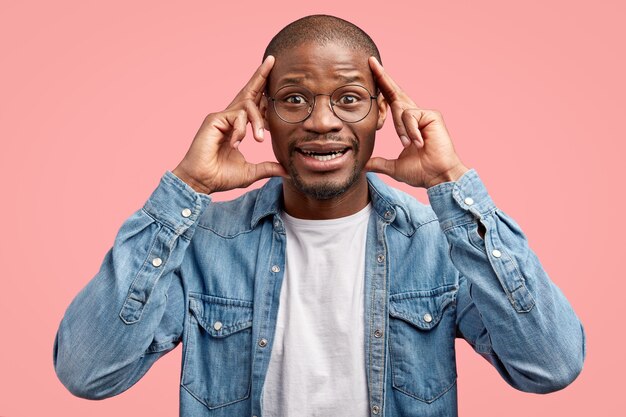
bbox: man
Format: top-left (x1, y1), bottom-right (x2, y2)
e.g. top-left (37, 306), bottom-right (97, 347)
top-left (54, 15), bottom-right (585, 417)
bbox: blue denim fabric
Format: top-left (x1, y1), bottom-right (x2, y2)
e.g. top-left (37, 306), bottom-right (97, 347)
top-left (53, 169), bottom-right (585, 417)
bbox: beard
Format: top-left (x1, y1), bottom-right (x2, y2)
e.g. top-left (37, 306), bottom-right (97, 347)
top-left (286, 135), bottom-right (362, 200)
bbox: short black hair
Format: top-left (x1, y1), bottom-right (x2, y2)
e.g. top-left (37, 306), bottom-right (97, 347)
top-left (263, 15), bottom-right (382, 65)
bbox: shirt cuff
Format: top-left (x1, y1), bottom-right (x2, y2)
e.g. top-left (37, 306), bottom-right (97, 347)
top-left (142, 171), bottom-right (212, 237)
top-left (426, 169), bottom-right (496, 230)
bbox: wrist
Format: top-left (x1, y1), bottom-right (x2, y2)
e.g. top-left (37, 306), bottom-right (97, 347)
top-left (426, 163), bottom-right (470, 189)
top-left (172, 166), bottom-right (212, 195)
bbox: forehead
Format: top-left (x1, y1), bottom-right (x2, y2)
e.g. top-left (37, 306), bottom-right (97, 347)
top-left (269, 42), bottom-right (374, 91)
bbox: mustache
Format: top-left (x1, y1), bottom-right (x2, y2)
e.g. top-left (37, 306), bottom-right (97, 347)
top-left (288, 134), bottom-right (360, 154)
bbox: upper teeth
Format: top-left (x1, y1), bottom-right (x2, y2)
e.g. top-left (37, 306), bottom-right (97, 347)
top-left (303, 150), bottom-right (344, 161)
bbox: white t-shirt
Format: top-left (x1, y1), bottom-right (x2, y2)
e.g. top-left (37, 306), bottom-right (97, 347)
top-left (262, 204), bottom-right (372, 417)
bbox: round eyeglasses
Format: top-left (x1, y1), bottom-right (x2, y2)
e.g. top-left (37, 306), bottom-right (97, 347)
top-left (266, 84), bottom-right (378, 124)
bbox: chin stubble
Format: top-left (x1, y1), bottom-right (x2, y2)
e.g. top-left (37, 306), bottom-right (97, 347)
top-left (287, 136), bottom-right (361, 200)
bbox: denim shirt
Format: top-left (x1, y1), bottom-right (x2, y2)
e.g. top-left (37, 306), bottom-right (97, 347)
top-left (54, 169), bottom-right (585, 417)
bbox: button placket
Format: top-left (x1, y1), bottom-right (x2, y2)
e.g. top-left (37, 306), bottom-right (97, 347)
top-left (366, 219), bottom-right (389, 416)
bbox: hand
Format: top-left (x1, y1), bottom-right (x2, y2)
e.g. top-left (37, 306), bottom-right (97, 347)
top-left (365, 57), bottom-right (469, 189)
top-left (172, 55), bottom-right (287, 194)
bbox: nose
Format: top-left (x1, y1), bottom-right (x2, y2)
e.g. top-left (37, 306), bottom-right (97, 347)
top-left (302, 95), bottom-right (343, 133)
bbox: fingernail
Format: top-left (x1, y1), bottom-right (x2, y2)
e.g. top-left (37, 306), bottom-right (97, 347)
top-left (413, 139), bottom-right (422, 148)
top-left (258, 128), bottom-right (264, 139)
top-left (234, 141), bottom-right (241, 149)
top-left (400, 135), bottom-right (410, 147)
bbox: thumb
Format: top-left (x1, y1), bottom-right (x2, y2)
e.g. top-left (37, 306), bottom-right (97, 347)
top-left (248, 161), bottom-right (289, 183)
top-left (365, 157), bottom-right (396, 177)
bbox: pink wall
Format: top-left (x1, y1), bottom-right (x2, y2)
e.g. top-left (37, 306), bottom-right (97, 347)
top-left (1, 0), bottom-right (623, 415)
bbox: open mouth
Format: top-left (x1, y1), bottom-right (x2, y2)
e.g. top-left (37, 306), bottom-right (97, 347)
top-left (297, 148), bottom-right (349, 162)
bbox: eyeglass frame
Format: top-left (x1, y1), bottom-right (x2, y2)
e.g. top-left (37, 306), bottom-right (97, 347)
top-left (264, 84), bottom-right (379, 124)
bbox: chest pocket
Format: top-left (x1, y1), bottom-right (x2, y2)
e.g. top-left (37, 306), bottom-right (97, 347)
top-left (182, 293), bottom-right (253, 409)
top-left (388, 285), bottom-right (458, 403)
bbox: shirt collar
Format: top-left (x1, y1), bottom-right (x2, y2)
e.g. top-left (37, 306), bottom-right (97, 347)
top-left (251, 173), bottom-right (434, 236)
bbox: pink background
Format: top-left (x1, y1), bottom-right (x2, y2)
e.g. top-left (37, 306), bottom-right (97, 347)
top-left (1, 0), bottom-right (623, 415)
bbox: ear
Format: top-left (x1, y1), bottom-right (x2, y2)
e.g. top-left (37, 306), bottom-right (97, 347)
top-left (259, 95), bottom-right (270, 130)
top-left (375, 95), bottom-right (388, 130)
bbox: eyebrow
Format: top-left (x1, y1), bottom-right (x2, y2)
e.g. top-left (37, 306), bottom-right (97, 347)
top-left (337, 74), bottom-right (366, 84)
top-left (278, 74), bottom-right (367, 87)
top-left (281, 77), bottom-right (305, 85)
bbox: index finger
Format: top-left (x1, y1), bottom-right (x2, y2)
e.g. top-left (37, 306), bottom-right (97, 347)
top-left (231, 55), bottom-right (275, 105)
top-left (368, 56), bottom-right (417, 107)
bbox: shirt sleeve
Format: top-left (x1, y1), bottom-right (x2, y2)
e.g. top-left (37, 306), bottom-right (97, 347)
top-left (426, 168), bottom-right (586, 393)
top-left (53, 171), bottom-right (211, 399)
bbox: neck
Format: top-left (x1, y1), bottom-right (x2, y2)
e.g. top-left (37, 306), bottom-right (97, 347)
top-left (282, 174), bottom-right (370, 220)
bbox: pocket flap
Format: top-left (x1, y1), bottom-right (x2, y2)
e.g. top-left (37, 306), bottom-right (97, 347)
top-left (189, 293), bottom-right (253, 338)
top-left (389, 285), bottom-right (457, 330)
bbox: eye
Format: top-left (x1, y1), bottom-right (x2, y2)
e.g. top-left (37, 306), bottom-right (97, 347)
top-left (283, 94), bottom-right (308, 105)
top-left (336, 94), bottom-right (362, 105)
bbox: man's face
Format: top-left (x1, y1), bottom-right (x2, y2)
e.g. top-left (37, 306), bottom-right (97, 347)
top-left (262, 41), bottom-right (387, 200)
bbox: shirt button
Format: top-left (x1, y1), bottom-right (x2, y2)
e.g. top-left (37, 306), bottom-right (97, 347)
top-left (372, 405), bottom-right (380, 414)
top-left (213, 321), bottom-right (223, 331)
top-left (181, 208), bottom-right (192, 218)
top-left (152, 257), bottom-right (163, 267)
top-left (384, 210), bottom-right (392, 219)
top-left (492, 249), bottom-right (502, 258)
top-left (464, 197), bottom-right (474, 206)
top-left (274, 220), bottom-right (281, 228)
top-left (423, 313), bottom-right (433, 323)
top-left (271, 265), bottom-right (280, 273)
top-left (258, 338), bottom-right (268, 348)
top-left (374, 329), bottom-right (383, 338)
top-left (377, 254), bottom-right (385, 263)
